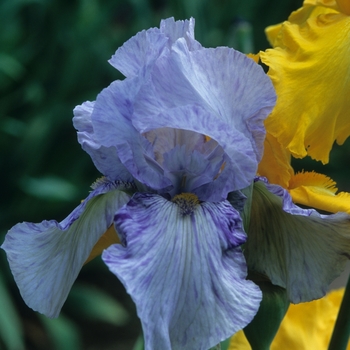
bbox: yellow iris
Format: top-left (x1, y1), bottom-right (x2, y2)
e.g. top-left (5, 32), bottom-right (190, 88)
top-left (229, 288), bottom-right (350, 350)
top-left (260, 0), bottom-right (350, 164)
top-left (258, 0), bottom-right (350, 214)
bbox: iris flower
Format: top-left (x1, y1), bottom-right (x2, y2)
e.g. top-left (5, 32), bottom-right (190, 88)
top-left (258, 0), bottom-right (350, 214)
top-left (2, 18), bottom-right (276, 349)
top-left (2, 16), bottom-right (350, 350)
top-left (260, 0), bottom-right (350, 164)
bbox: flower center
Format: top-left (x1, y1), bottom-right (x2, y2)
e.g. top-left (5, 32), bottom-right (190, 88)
top-left (172, 193), bottom-right (200, 215)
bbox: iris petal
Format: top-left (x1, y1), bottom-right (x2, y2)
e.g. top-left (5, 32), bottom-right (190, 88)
top-left (131, 43), bottom-right (275, 192)
top-left (109, 18), bottom-right (199, 78)
top-left (103, 193), bottom-right (261, 350)
top-left (261, 2), bottom-right (350, 163)
top-left (1, 182), bottom-right (130, 317)
top-left (245, 179), bottom-right (350, 303)
top-left (258, 132), bottom-right (293, 188)
top-left (289, 171), bottom-right (350, 214)
top-left (91, 78), bottom-right (172, 191)
top-left (134, 42), bottom-right (276, 165)
top-left (73, 101), bottom-right (132, 182)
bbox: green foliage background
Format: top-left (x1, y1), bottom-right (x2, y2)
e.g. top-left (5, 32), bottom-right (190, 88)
top-left (1, 0), bottom-right (349, 349)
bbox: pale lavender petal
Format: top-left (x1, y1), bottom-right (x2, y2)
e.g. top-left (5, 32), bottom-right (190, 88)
top-left (160, 17), bottom-right (201, 51)
top-left (108, 28), bottom-right (168, 78)
top-left (73, 101), bottom-right (132, 182)
top-left (1, 181), bottom-right (131, 317)
top-left (138, 103), bottom-right (257, 194)
top-left (161, 144), bottom-right (226, 200)
top-left (109, 17), bottom-right (200, 78)
top-left (91, 78), bottom-right (172, 191)
top-left (133, 42), bottom-right (276, 164)
top-left (245, 178), bottom-right (350, 303)
top-left (103, 193), bottom-right (261, 350)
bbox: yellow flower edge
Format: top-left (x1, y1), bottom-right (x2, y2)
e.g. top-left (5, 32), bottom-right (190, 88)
top-left (260, 1), bottom-right (350, 164)
top-left (229, 288), bottom-right (349, 350)
top-left (289, 171), bottom-right (350, 214)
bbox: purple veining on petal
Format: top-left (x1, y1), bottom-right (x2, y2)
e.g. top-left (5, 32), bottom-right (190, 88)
top-left (246, 177), bottom-right (350, 303)
top-left (1, 180), bottom-right (131, 317)
top-left (73, 101), bottom-right (133, 182)
top-left (103, 193), bottom-right (261, 350)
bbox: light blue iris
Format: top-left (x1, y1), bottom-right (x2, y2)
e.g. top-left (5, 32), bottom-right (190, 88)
top-left (2, 18), bottom-right (277, 349)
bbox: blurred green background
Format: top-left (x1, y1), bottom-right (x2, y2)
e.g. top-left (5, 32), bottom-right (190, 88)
top-left (2, 0), bottom-right (350, 349)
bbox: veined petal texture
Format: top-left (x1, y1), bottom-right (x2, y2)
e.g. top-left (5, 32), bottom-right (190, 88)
top-left (1, 181), bottom-right (131, 317)
top-left (103, 193), bottom-right (262, 350)
top-left (85, 18), bottom-right (275, 197)
top-left (109, 18), bottom-right (200, 78)
top-left (73, 101), bottom-right (133, 182)
top-left (245, 178), bottom-right (350, 303)
top-left (133, 43), bottom-right (276, 191)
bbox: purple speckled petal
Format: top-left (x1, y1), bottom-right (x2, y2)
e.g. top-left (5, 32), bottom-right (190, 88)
top-left (102, 193), bottom-right (261, 350)
top-left (109, 27), bottom-right (167, 78)
top-left (245, 178), bottom-right (350, 303)
top-left (91, 78), bottom-right (172, 191)
top-left (1, 181), bottom-right (130, 318)
top-left (159, 17), bottom-right (201, 51)
top-left (109, 18), bottom-right (200, 78)
top-left (133, 42), bottom-right (276, 164)
top-left (73, 101), bottom-right (133, 182)
top-left (138, 103), bottom-right (257, 194)
top-left (144, 128), bottom-right (227, 200)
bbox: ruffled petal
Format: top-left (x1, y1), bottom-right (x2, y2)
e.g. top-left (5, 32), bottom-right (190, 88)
top-left (109, 18), bottom-right (199, 78)
top-left (160, 17), bottom-right (201, 51)
top-left (245, 178), bottom-right (350, 303)
top-left (103, 193), bottom-right (261, 350)
top-left (289, 171), bottom-right (350, 214)
top-left (1, 181), bottom-right (131, 317)
top-left (73, 101), bottom-right (133, 182)
top-left (134, 42), bottom-right (276, 166)
top-left (139, 103), bottom-right (257, 196)
top-left (261, 3), bottom-right (350, 163)
top-left (108, 28), bottom-right (168, 78)
top-left (91, 78), bottom-right (172, 191)
top-left (131, 44), bottom-right (275, 192)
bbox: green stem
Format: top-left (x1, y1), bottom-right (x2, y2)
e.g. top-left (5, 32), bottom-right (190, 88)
top-left (328, 275), bottom-right (350, 350)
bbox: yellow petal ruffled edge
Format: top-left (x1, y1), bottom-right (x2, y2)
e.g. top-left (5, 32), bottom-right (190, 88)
top-left (260, 1), bottom-right (350, 164)
top-left (289, 171), bottom-right (350, 214)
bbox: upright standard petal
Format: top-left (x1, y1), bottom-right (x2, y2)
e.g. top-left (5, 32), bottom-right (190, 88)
top-left (108, 27), bottom-right (168, 78)
top-left (109, 18), bottom-right (200, 78)
top-left (134, 42), bottom-right (276, 165)
top-left (244, 179), bottom-right (350, 303)
top-left (1, 181), bottom-right (131, 318)
top-left (73, 101), bottom-right (133, 182)
top-left (90, 78), bottom-right (172, 191)
top-left (103, 193), bottom-right (261, 350)
top-left (260, 2), bottom-right (350, 163)
top-left (132, 44), bottom-right (275, 192)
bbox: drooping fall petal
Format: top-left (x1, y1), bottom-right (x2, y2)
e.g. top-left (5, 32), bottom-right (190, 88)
top-left (103, 193), bottom-right (262, 350)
